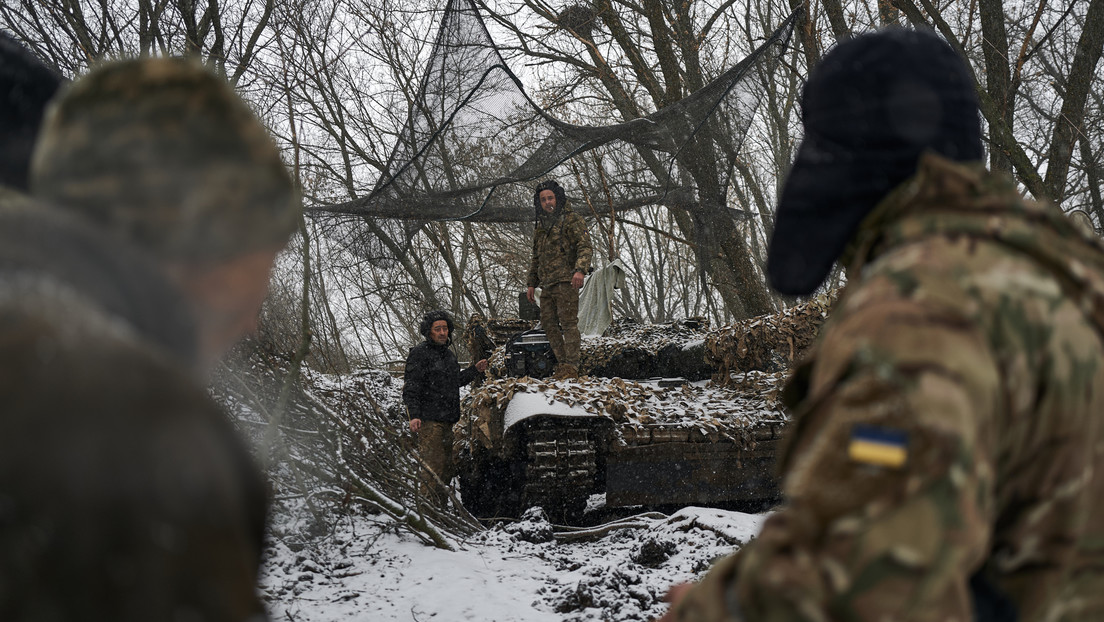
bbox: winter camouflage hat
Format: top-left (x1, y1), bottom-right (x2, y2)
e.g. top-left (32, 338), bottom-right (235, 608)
top-left (30, 57), bottom-right (299, 262)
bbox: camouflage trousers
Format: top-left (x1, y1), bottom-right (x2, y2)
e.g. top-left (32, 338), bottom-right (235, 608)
top-left (540, 282), bottom-right (581, 367)
top-left (416, 420), bottom-right (455, 506)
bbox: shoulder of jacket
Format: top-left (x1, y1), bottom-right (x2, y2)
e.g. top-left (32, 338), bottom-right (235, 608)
top-left (564, 211), bottom-right (587, 232)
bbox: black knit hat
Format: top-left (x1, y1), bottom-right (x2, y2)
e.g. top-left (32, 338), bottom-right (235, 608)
top-left (533, 179), bottom-right (567, 217)
top-left (0, 31), bottom-right (63, 191)
top-left (767, 28), bottom-right (983, 296)
top-left (419, 310), bottom-right (454, 342)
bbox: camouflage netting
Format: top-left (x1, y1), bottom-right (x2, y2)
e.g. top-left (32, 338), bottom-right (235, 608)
top-left (311, 0), bottom-right (798, 226)
top-left (466, 314), bottom-right (535, 361)
top-left (460, 373), bottom-right (787, 453)
top-left (483, 317), bottom-right (713, 380)
top-left (578, 318), bottom-right (713, 379)
top-left (706, 290), bottom-right (839, 382)
top-left (478, 296), bottom-right (840, 381)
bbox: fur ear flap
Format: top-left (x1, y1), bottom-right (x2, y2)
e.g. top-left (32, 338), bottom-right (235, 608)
top-left (532, 179), bottom-right (567, 214)
top-left (419, 310), bottom-right (454, 339)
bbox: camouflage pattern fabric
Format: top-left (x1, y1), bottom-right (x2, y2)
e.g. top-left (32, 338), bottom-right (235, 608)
top-left (670, 152), bottom-right (1104, 622)
top-left (541, 282), bottom-right (582, 367)
top-left (528, 202), bottom-right (591, 370)
top-left (417, 420), bottom-right (455, 506)
top-left (527, 204), bottom-right (592, 289)
top-left (30, 57), bottom-right (298, 262)
top-left (465, 314), bottom-right (498, 363)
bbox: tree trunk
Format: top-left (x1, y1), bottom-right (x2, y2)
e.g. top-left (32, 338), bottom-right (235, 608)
top-left (977, 0), bottom-right (1014, 174)
top-left (822, 0), bottom-right (852, 41)
top-left (1043, 0), bottom-right (1104, 205)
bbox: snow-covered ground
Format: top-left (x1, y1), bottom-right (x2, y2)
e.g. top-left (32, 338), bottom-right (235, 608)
top-left (213, 351), bottom-right (778, 621)
top-left (261, 502), bottom-right (766, 621)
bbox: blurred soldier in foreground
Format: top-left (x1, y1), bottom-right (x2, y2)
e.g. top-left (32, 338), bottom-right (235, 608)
top-left (526, 179), bottom-right (592, 379)
top-left (0, 35), bottom-right (197, 362)
top-left (662, 28), bottom-right (1104, 622)
top-left (1, 57), bottom-right (298, 621)
top-left (404, 311), bottom-right (488, 506)
top-left (31, 57), bottom-right (299, 372)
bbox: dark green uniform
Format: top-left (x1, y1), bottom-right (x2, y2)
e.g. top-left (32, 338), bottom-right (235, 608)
top-left (671, 153), bottom-right (1104, 621)
top-left (527, 203), bottom-right (592, 369)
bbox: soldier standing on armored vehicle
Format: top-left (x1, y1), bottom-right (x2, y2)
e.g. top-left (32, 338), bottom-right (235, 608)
top-left (663, 28), bottom-right (1104, 622)
top-left (526, 179), bottom-right (593, 379)
top-left (404, 310), bottom-right (488, 506)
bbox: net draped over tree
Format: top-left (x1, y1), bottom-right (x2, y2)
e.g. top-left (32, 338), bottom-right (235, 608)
top-left (311, 0), bottom-right (799, 224)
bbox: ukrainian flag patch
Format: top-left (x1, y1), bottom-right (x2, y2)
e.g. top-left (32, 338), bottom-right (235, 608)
top-left (848, 424), bottom-right (909, 468)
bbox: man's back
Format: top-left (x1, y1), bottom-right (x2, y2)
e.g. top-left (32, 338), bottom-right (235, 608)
top-left (735, 154), bottom-right (1104, 620)
top-left (0, 205), bottom-right (267, 621)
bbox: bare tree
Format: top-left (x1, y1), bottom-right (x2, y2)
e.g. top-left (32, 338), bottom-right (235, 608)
top-left (479, 0), bottom-right (795, 318)
top-left (1, 0), bottom-right (276, 82)
top-left (8, 0), bottom-right (1104, 363)
top-left (889, 0), bottom-right (1104, 206)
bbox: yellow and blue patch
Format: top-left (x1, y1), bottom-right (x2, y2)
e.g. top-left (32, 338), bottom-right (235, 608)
top-left (848, 424), bottom-right (909, 468)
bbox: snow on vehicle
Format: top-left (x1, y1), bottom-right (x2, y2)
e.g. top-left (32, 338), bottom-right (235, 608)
top-left (456, 296), bottom-right (835, 521)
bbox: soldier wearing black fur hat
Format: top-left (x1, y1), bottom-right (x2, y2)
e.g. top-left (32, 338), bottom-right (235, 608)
top-left (526, 179), bottom-right (592, 379)
top-left (661, 27), bottom-right (1104, 622)
top-left (403, 311), bottom-right (488, 506)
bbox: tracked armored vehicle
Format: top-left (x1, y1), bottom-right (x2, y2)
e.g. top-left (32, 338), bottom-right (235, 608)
top-left (456, 296), bottom-right (834, 521)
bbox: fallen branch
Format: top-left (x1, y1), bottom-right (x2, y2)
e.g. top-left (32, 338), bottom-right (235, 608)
top-left (552, 511), bottom-right (669, 542)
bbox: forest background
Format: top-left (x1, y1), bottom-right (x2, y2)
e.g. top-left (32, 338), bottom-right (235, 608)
top-left (4, 0), bottom-right (1103, 370)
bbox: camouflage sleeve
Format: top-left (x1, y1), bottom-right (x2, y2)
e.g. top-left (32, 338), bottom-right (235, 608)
top-left (527, 234), bottom-right (540, 288)
top-left (672, 298), bottom-right (1000, 622)
top-left (568, 212), bottom-right (592, 273)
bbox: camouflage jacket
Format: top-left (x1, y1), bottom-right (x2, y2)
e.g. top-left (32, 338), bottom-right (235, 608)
top-left (527, 204), bottom-right (592, 288)
top-left (671, 152), bottom-right (1104, 622)
top-left (0, 203), bottom-right (267, 620)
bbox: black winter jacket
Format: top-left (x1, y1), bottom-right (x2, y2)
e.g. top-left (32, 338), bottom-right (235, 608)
top-left (402, 340), bottom-right (482, 424)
